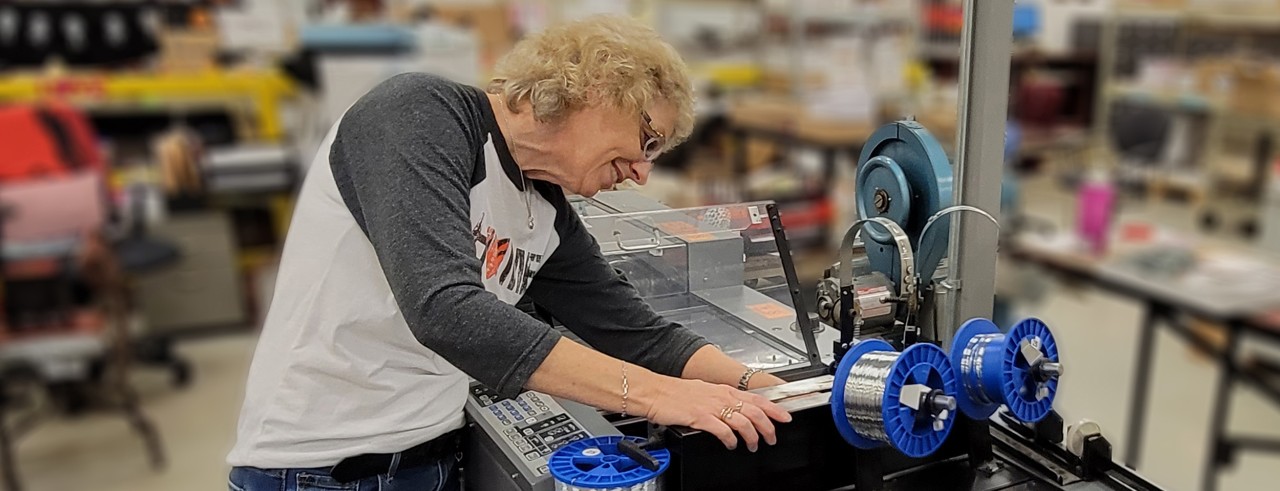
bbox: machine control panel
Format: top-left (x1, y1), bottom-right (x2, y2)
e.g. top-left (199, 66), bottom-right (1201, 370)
top-left (465, 383), bottom-right (618, 486)
top-left (471, 386), bottom-right (593, 468)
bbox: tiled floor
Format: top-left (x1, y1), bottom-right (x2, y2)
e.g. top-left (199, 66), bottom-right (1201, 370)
top-left (13, 176), bottom-right (1280, 491)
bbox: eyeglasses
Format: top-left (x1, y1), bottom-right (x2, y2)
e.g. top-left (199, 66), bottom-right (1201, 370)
top-left (640, 110), bottom-right (665, 162)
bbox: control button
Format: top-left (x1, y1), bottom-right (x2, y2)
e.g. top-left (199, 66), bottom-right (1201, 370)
top-left (535, 444), bottom-right (550, 454)
top-left (564, 423), bottom-right (579, 432)
top-left (504, 428), bottom-right (518, 435)
top-left (525, 417), bottom-right (537, 425)
top-left (480, 396), bottom-right (492, 405)
top-left (524, 451), bottom-right (539, 461)
top-left (489, 407), bottom-right (500, 414)
top-left (517, 443), bottom-right (532, 452)
top-left (523, 428), bottom-right (535, 436)
top-left (537, 465), bottom-right (549, 475)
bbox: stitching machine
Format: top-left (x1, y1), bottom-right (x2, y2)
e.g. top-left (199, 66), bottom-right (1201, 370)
top-left (461, 119), bottom-right (1163, 491)
top-left (463, 2), bottom-right (1162, 488)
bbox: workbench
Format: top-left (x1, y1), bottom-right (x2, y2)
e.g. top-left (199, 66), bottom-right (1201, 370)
top-left (1006, 224), bottom-right (1280, 491)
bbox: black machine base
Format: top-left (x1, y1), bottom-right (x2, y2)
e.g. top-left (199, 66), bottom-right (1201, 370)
top-left (648, 403), bottom-right (1162, 491)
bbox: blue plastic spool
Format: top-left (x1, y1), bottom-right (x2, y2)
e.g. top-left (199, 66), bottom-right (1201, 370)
top-left (831, 340), bottom-right (958, 458)
top-left (548, 436), bottom-right (669, 489)
top-left (950, 318), bottom-right (1060, 422)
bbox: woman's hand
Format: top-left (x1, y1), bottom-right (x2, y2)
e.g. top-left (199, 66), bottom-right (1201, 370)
top-left (636, 377), bottom-right (791, 452)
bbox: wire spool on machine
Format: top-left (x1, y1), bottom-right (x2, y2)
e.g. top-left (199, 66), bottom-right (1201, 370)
top-left (548, 436), bottom-right (670, 491)
top-left (950, 318), bottom-right (1064, 422)
top-left (830, 339), bottom-right (958, 458)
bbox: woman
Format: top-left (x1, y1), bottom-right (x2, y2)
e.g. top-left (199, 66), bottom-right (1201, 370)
top-left (228, 15), bottom-right (790, 490)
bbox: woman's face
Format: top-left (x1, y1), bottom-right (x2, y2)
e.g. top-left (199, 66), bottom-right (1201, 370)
top-left (540, 98), bottom-right (676, 197)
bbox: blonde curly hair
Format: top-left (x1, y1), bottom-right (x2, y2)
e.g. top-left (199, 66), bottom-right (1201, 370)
top-left (486, 15), bottom-right (695, 153)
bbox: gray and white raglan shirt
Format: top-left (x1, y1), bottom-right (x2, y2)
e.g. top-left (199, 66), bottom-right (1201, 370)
top-left (227, 73), bottom-right (708, 469)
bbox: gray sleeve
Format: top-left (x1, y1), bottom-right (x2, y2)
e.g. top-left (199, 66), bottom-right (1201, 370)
top-left (329, 73), bottom-right (560, 398)
top-left (526, 201), bottom-right (709, 377)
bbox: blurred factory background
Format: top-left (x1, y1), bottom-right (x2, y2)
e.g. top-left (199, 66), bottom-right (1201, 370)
top-left (0, 0), bottom-right (1278, 490)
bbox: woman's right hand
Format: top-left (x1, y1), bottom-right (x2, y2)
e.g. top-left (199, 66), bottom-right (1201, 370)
top-left (637, 377), bottom-right (792, 452)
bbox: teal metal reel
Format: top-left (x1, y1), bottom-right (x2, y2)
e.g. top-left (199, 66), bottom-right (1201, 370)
top-left (856, 121), bottom-right (954, 288)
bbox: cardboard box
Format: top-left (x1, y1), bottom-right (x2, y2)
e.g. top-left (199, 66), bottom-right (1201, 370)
top-left (914, 107), bottom-right (958, 145)
top-left (1228, 61), bottom-right (1280, 119)
top-left (1196, 58), bottom-right (1280, 119)
top-left (157, 30), bottom-right (219, 73)
top-left (432, 4), bottom-right (514, 70)
top-left (1195, 59), bottom-right (1235, 95)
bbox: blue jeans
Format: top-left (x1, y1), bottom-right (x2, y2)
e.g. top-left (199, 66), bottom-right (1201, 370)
top-left (229, 455), bottom-right (459, 491)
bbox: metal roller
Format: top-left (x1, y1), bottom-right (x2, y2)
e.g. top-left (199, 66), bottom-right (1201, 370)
top-left (830, 339), bottom-right (958, 458)
top-left (949, 318), bottom-right (1063, 422)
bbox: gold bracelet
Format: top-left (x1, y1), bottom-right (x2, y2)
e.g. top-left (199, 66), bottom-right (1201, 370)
top-left (737, 367), bottom-right (762, 391)
top-left (621, 362), bottom-right (629, 417)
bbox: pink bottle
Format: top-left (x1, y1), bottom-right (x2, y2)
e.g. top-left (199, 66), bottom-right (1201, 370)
top-left (1077, 171), bottom-right (1115, 256)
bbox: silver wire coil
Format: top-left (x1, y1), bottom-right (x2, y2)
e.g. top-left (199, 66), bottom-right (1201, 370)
top-left (842, 351), bottom-right (901, 443)
top-left (554, 481), bottom-right (658, 491)
top-left (960, 333), bottom-right (1002, 405)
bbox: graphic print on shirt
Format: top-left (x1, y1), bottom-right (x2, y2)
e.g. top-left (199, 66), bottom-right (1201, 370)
top-left (472, 213), bottom-right (544, 296)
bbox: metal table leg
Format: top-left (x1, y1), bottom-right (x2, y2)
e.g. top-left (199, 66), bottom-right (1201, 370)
top-left (1201, 321), bottom-right (1242, 491)
top-left (1124, 304), bottom-right (1165, 468)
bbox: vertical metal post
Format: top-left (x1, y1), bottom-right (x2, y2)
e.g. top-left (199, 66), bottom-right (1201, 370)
top-left (943, 0), bottom-right (1013, 347)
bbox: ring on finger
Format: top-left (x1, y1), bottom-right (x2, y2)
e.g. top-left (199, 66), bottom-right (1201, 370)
top-left (720, 401), bottom-right (747, 421)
